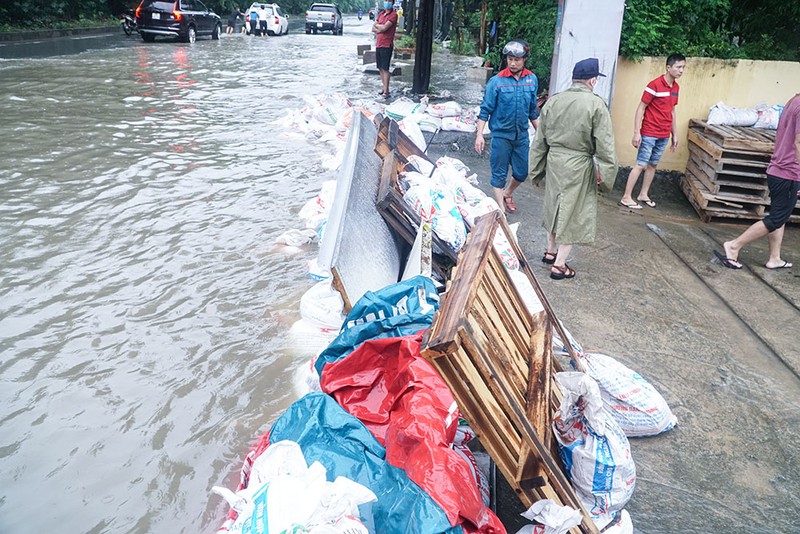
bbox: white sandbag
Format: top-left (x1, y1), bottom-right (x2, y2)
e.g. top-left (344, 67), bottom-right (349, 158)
top-left (441, 115), bottom-right (477, 133)
top-left (275, 228), bottom-right (317, 247)
top-left (453, 443), bottom-right (491, 507)
top-left (553, 372), bottom-right (636, 522)
top-left (212, 441), bottom-right (376, 534)
top-left (515, 499), bottom-right (583, 534)
top-left (406, 154), bottom-right (435, 176)
top-left (403, 180), bottom-right (467, 251)
top-left (579, 352), bottom-right (677, 437)
top-left (753, 104), bottom-right (783, 129)
top-left (508, 270), bottom-right (545, 315)
top-left (299, 180), bottom-right (337, 232)
top-left (414, 113), bottom-right (443, 133)
top-left (312, 93), bottom-right (352, 125)
top-left (595, 509), bottom-right (633, 534)
top-left (707, 101), bottom-right (758, 126)
top-left (551, 326), bottom-right (677, 437)
top-left (384, 96), bottom-right (427, 120)
top-left (435, 156), bottom-right (478, 184)
top-left (398, 116), bottom-right (428, 151)
top-left (300, 280), bottom-right (345, 329)
top-left (458, 196), bottom-right (499, 228)
top-left (288, 318), bottom-right (339, 357)
top-left (426, 100), bottom-right (463, 118)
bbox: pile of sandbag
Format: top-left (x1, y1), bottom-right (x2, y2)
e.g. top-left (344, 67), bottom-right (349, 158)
top-left (385, 97), bottom-right (479, 134)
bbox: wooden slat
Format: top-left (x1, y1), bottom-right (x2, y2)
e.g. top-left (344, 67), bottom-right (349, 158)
top-left (422, 212), bottom-right (597, 534)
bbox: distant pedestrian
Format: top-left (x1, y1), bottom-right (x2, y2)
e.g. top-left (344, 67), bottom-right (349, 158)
top-left (529, 58), bottom-right (618, 280)
top-left (618, 53), bottom-right (686, 209)
top-left (716, 92), bottom-right (800, 270)
top-left (372, 2), bottom-right (398, 99)
top-left (474, 39), bottom-right (539, 214)
top-left (226, 6), bottom-right (242, 34)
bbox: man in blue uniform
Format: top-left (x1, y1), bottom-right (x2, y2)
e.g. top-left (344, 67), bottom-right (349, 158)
top-left (475, 39), bottom-right (540, 213)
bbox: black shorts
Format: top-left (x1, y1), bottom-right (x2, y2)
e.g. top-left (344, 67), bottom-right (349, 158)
top-left (376, 47), bottom-right (393, 71)
top-left (763, 174), bottom-right (800, 232)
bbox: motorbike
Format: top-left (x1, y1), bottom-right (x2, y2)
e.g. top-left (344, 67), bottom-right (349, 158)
top-left (121, 8), bottom-right (136, 36)
top-left (357, 10), bottom-right (363, 20)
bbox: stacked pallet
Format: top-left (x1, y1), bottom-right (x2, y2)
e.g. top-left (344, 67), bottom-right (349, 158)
top-left (682, 119), bottom-right (799, 223)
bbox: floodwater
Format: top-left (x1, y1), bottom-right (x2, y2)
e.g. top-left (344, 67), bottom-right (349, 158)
top-left (0, 16), bottom-right (477, 534)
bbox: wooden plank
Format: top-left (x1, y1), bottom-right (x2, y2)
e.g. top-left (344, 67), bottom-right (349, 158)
top-left (689, 119), bottom-right (776, 152)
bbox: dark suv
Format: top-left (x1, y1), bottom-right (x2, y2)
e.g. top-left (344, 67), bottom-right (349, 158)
top-left (135, 0), bottom-right (222, 43)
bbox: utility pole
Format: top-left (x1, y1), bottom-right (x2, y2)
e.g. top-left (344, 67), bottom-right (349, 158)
top-left (412, 0), bottom-right (435, 93)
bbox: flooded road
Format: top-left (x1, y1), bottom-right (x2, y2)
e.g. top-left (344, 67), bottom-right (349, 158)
top-left (0, 16), bottom-right (417, 533)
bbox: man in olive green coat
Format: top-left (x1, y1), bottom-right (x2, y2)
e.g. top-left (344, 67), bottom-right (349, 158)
top-left (529, 58), bottom-right (618, 280)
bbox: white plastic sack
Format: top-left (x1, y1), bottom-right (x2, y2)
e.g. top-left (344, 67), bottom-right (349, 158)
top-left (441, 115), bottom-right (477, 133)
top-left (212, 441), bottom-right (376, 534)
top-left (414, 113), bottom-right (443, 133)
top-left (384, 96), bottom-right (427, 120)
top-left (753, 104), bottom-right (783, 129)
top-left (551, 326), bottom-right (677, 438)
top-left (299, 180), bottom-right (337, 232)
top-left (299, 280), bottom-right (345, 329)
top-left (553, 372), bottom-right (636, 522)
top-left (403, 180), bottom-right (467, 251)
top-left (406, 154), bottom-right (435, 176)
top-left (426, 101), bottom-right (463, 118)
top-left (707, 101), bottom-right (758, 126)
top-left (578, 352), bottom-right (677, 437)
top-left (398, 116), bottom-right (428, 152)
top-left (275, 228), bottom-right (317, 247)
top-left (515, 499), bottom-right (582, 534)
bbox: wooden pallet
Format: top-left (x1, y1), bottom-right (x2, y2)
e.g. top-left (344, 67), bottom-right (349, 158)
top-left (421, 211), bottom-right (597, 534)
top-left (681, 173), bottom-right (800, 224)
top-left (682, 119), bottom-right (783, 222)
top-left (688, 119), bottom-right (776, 152)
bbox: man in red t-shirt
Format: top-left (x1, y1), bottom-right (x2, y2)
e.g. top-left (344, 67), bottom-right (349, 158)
top-left (717, 93), bottom-right (800, 270)
top-left (618, 53), bottom-right (686, 209)
top-left (372, 2), bottom-right (398, 99)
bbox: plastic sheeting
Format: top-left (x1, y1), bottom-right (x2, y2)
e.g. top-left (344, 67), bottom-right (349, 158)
top-left (269, 393), bottom-right (462, 534)
top-left (314, 275), bottom-right (439, 376)
top-left (320, 333), bottom-right (505, 533)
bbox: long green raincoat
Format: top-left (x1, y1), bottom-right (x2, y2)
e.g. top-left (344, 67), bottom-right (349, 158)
top-left (529, 83), bottom-right (617, 244)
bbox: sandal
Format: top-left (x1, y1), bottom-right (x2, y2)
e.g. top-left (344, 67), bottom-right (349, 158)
top-left (503, 196), bottom-right (517, 213)
top-left (542, 251), bottom-right (556, 264)
top-left (550, 263), bottom-right (576, 280)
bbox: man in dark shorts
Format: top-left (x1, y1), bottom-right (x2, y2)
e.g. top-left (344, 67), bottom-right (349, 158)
top-left (717, 92), bottom-right (800, 270)
top-left (226, 6), bottom-right (242, 34)
top-left (372, 2), bottom-right (398, 99)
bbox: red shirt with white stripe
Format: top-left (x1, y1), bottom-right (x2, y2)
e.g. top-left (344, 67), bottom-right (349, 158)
top-left (640, 75), bottom-right (679, 138)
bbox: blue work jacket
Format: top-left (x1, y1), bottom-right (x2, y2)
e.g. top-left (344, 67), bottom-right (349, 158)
top-left (478, 67), bottom-right (539, 141)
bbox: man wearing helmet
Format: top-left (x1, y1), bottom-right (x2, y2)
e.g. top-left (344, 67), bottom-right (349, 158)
top-left (475, 39), bottom-right (540, 214)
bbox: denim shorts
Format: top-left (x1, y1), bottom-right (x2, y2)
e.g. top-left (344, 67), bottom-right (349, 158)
top-left (636, 136), bottom-right (669, 167)
top-left (489, 136), bottom-right (529, 188)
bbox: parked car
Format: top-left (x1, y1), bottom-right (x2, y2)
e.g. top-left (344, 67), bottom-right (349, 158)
top-left (135, 0), bottom-right (221, 43)
top-left (304, 3), bottom-right (343, 35)
top-left (244, 3), bottom-right (289, 36)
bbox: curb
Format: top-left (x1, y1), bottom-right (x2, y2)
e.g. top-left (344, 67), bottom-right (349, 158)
top-left (0, 26), bottom-right (119, 42)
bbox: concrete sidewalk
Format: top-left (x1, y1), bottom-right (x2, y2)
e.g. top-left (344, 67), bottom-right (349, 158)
top-left (425, 136), bottom-right (800, 532)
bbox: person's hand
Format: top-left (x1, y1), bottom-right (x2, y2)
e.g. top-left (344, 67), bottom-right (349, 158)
top-left (631, 133), bottom-right (641, 148)
top-left (670, 137), bottom-right (679, 152)
top-left (474, 135), bottom-right (484, 154)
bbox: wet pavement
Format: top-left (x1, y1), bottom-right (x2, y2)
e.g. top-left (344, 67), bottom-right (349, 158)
top-left (426, 134), bottom-right (800, 532)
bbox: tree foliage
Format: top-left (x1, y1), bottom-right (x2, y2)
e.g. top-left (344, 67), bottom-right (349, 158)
top-left (0, 0), bottom-right (376, 29)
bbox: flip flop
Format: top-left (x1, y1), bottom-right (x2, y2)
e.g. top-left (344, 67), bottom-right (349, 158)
top-left (503, 196), bottom-right (517, 213)
top-left (713, 250), bottom-right (742, 270)
top-left (638, 198), bottom-right (657, 208)
top-left (765, 261), bottom-right (792, 270)
top-left (618, 200), bottom-right (642, 209)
